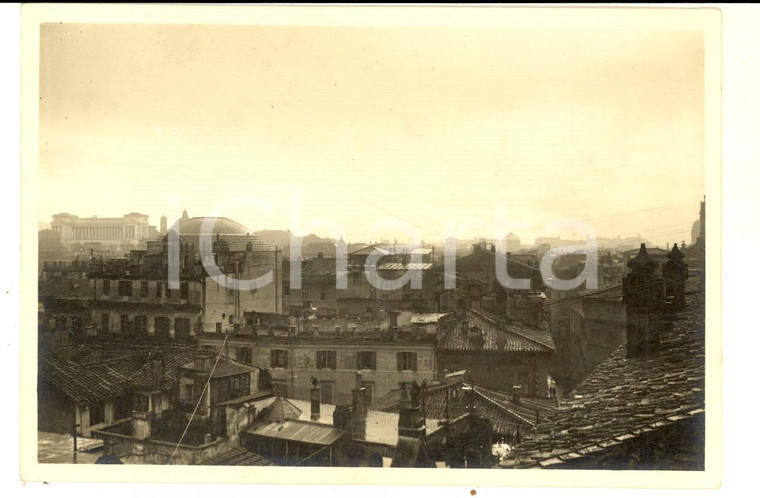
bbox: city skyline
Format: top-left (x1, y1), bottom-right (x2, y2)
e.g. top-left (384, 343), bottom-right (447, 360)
top-left (39, 23), bottom-right (704, 247)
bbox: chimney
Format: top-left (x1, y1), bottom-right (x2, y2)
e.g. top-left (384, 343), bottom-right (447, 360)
top-left (194, 351), bottom-right (214, 371)
top-left (131, 411), bottom-right (151, 440)
top-left (662, 243), bottom-right (689, 311)
top-left (397, 381), bottom-right (426, 438)
top-left (160, 215), bottom-right (167, 234)
top-left (350, 371), bottom-right (367, 440)
top-left (310, 377), bottom-right (321, 421)
top-left (623, 244), bottom-right (664, 358)
top-left (333, 405), bottom-right (352, 430)
top-left (151, 355), bottom-right (165, 391)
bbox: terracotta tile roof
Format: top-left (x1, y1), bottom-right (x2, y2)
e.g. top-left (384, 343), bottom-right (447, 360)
top-left (197, 446), bottom-right (275, 466)
top-left (128, 350), bottom-right (197, 391)
top-left (373, 382), bottom-right (556, 440)
top-left (39, 347), bottom-right (201, 403)
top-left (500, 291), bottom-right (705, 468)
top-left (39, 355), bottom-right (126, 405)
top-left (438, 308), bottom-right (554, 354)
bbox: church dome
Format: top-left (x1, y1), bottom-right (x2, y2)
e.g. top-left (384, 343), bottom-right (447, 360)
top-left (176, 216), bottom-right (251, 237)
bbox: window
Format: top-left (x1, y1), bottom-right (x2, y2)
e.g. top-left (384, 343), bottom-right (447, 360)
top-left (316, 351), bottom-right (337, 370)
top-left (118, 280), bottom-right (133, 297)
top-left (175, 317), bottom-right (191, 339)
top-left (101, 313), bottom-right (110, 334)
top-left (134, 393), bottom-right (149, 412)
top-left (301, 290), bottom-right (308, 300)
top-left (320, 286), bottom-right (327, 301)
top-left (215, 322), bottom-right (222, 333)
top-left (237, 346), bottom-right (253, 364)
top-left (183, 384), bottom-right (194, 403)
top-left (134, 315), bottom-right (148, 336)
top-left (284, 284), bottom-right (290, 296)
top-left (357, 351), bottom-right (376, 371)
top-left (140, 280), bottom-right (149, 298)
top-left (102, 279), bottom-right (110, 296)
top-left (397, 351), bottom-right (418, 371)
top-left (155, 316), bottom-right (171, 339)
top-left (320, 382), bottom-right (335, 404)
top-left (229, 314), bottom-right (235, 325)
top-left (271, 349), bottom-right (289, 368)
top-left (89, 401), bottom-right (105, 426)
top-left (156, 281), bottom-right (162, 298)
top-left (120, 314), bottom-right (131, 335)
top-left (180, 282), bottom-right (189, 300)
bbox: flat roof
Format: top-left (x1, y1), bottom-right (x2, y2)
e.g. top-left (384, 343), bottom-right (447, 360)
top-left (245, 420), bottom-right (345, 446)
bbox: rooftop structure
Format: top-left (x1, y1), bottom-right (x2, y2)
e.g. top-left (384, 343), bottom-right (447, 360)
top-left (500, 273), bottom-right (705, 469)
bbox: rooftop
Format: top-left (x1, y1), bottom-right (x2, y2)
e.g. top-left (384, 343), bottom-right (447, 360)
top-left (438, 308), bottom-right (555, 354)
top-left (500, 289), bottom-right (705, 468)
top-left (39, 347), bottom-right (200, 404)
top-left (372, 382), bottom-right (556, 440)
top-left (246, 419), bottom-right (345, 446)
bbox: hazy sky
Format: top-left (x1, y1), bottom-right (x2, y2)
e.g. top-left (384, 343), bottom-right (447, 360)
top-left (39, 23), bottom-right (705, 247)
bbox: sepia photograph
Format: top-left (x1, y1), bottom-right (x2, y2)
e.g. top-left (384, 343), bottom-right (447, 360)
top-left (19, 4), bottom-right (723, 487)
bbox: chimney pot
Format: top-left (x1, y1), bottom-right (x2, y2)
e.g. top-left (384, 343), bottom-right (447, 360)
top-left (623, 244), bottom-right (664, 358)
top-left (310, 376), bottom-right (321, 421)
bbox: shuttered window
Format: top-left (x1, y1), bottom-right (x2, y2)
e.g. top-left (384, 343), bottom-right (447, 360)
top-left (357, 351), bottom-right (376, 370)
top-left (396, 351), bottom-right (417, 371)
top-left (316, 351), bottom-right (337, 369)
top-left (271, 349), bottom-right (289, 368)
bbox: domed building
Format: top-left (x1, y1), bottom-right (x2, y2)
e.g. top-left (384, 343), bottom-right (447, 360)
top-left (166, 210), bottom-right (270, 256)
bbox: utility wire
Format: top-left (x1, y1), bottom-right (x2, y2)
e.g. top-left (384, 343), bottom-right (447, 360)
top-left (168, 329), bottom-right (230, 464)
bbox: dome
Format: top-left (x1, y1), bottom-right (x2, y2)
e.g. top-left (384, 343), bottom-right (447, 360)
top-left (167, 216), bottom-right (270, 253)
top-left (176, 217), bottom-right (251, 237)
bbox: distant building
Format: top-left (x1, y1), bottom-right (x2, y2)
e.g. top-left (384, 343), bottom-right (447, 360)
top-left (506, 233), bottom-right (521, 252)
top-left (77, 213), bottom-right (284, 343)
top-left (38, 259), bottom-right (93, 345)
top-left (197, 325), bottom-right (437, 407)
top-left (426, 244), bottom-right (544, 327)
top-left (436, 307), bottom-right (555, 398)
top-left (50, 212), bottom-right (159, 245)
